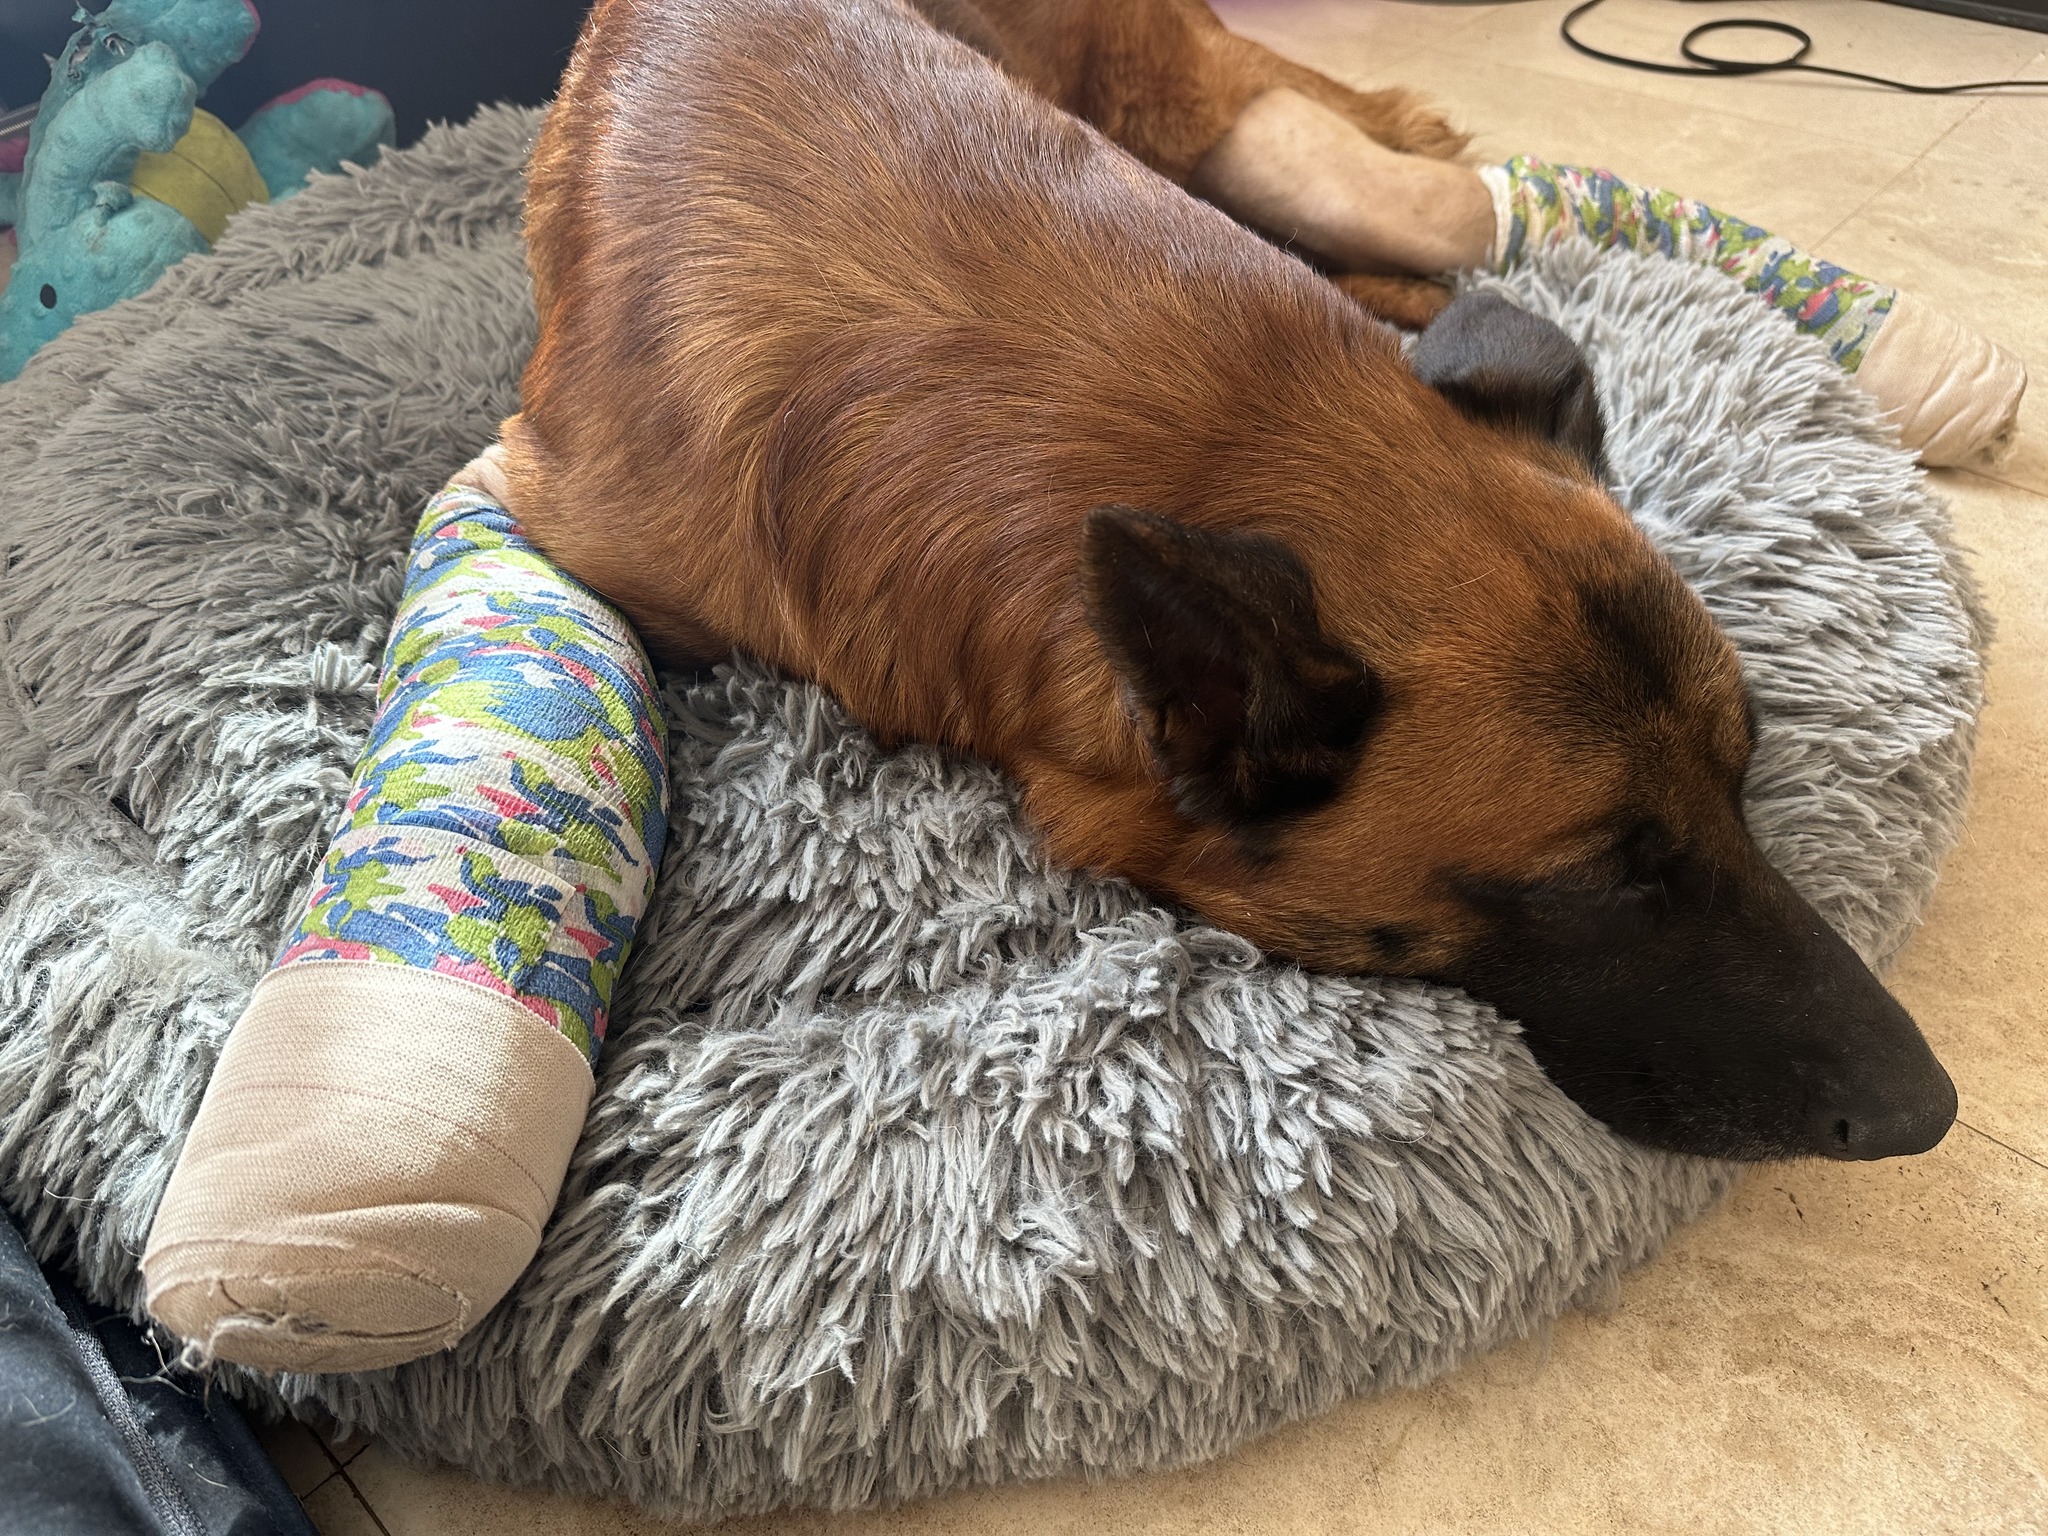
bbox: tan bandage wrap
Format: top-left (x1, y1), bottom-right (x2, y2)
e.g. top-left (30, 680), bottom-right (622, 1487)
top-left (142, 962), bottom-right (592, 1374)
top-left (1854, 291), bottom-right (2028, 467)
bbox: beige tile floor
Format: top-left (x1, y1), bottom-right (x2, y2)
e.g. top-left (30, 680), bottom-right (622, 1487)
top-left (256, 3), bottom-right (2048, 1530)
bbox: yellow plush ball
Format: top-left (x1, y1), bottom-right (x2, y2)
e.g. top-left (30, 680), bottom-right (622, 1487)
top-left (129, 107), bottom-right (269, 247)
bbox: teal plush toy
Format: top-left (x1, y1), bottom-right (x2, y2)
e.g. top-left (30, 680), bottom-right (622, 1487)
top-left (0, 0), bottom-right (395, 381)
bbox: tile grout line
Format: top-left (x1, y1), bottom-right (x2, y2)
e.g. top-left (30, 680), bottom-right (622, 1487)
top-left (1810, 154), bottom-right (1922, 252)
top-left (1946, 464), bottom-right (2048, 504)
top-left (311, 1421), bottom-right (373, 1470)
top-left (1810, 111), bottom-right (1975, 250)
top-left (336, 1467), bottom-right (396, 1536)
top-left (1809, 32), bottom-right (2045, 249)
top-left (1953, 464), bottom-right (2048, 501)
top-left (300, 1455), bottom-right (396, 1536)
top-left (261, 1420), bottom-right (350, 1516)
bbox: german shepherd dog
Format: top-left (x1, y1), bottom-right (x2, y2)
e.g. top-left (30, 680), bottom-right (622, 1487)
top-left (501, 0), bottom-right (1957, 1161)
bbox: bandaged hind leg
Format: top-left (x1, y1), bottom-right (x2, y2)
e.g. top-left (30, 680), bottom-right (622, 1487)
top-left (1191, 88), bottom-right (2026, 467)
top-left (142, 457), bottom-right (668, 1373)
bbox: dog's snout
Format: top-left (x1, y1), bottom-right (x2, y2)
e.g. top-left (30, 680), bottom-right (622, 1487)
top-left (1449, 851), bottom-right (1965, 1161)
top-left (1783, 884), bottom-right (1958, 1161)
top-left (1804, 1054), bottom-right (1958, 1161)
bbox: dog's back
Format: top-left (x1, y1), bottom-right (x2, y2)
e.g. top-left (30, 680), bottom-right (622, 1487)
top-left (507, 0), bottom-right (1683, 956)
top-left (510, 0), bottom-right (1492, 741)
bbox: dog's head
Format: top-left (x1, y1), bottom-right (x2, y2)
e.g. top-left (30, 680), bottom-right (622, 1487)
top-left (1073, 293), bottom-right (1954, 1163)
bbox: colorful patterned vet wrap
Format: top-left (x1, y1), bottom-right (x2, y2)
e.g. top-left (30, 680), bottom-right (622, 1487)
top-left (1481, 156), bottom-right (1896, 372)
top-left (273, 482), bottom-right (669, 1064)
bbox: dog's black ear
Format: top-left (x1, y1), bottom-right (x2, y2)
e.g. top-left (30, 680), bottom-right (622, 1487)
top-left (1080, 505), bottom-right (1380, 825)
top-left (1411, 291), bottom-right (1607, 478)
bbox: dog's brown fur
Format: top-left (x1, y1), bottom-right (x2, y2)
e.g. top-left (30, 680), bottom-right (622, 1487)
top-left (507, 0), bottom-right (1744, 975)
top-left (504, 0), bottom-right (1957, 1159)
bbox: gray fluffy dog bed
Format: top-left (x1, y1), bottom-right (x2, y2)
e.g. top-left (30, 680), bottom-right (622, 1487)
top-left (0, 107), bottom-right (1985, 1519)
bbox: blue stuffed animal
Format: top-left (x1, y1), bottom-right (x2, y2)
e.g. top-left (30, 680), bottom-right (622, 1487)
top-left (0, 0), bottom-right (394, 380)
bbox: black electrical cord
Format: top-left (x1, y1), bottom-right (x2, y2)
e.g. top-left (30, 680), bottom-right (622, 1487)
top-left (1560, 0), bottom-right (2048, 92)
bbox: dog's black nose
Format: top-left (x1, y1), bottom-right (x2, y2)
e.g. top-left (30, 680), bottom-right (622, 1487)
top-left (1807, 1058), bottom-right (1958, 1160)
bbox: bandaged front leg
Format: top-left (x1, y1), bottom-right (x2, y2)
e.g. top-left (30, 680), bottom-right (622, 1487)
top-left (1481, 156), bottom-right (2027, 467)
top-left (142, 466), bottom-right (667, 1373)
top-left (1194, 92), bottom-right (2023, 465)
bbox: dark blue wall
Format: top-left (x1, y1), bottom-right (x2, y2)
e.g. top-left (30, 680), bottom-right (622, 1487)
top-left (1, 0), bottom-right (592, 142)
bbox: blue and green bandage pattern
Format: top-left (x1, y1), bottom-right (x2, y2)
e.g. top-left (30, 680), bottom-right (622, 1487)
top-left (1485, 155), bottom-right (1895, 372)
top-left (274, 483), bottom-right (669, 1064)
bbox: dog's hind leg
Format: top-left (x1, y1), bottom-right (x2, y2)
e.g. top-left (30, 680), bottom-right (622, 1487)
top-left (911, 2), bottom-right (1486, 325)
top-left (1190, 87), bottom-right (1496, 292)
top-left (918, 0), bottom-right (1467, 180)
top-left (1327, 273), bottom-right (1459, 330)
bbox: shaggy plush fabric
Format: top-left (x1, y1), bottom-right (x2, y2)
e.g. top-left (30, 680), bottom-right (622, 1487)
top-left (0, 107), bottom-right (1985, 1520)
